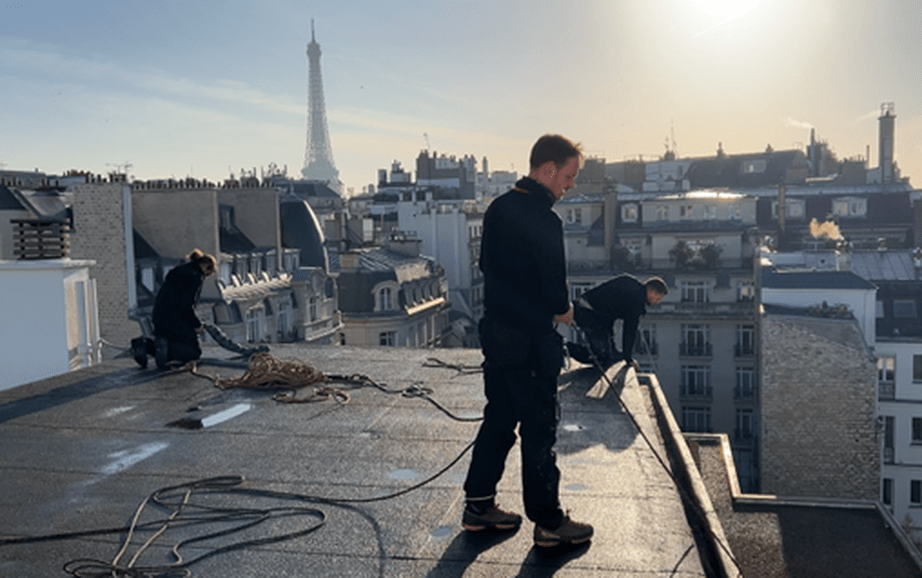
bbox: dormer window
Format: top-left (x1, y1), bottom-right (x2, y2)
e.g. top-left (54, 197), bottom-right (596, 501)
top-left (622, 204), bottom-right (638, 223)
top-left (377, 287), bottom-right (393, 311)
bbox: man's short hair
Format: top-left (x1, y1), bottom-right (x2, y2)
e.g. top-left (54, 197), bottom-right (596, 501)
top-left (645, 276), bottom-right (668, 295)
top-left (529, 134), bottom-right (584, 169)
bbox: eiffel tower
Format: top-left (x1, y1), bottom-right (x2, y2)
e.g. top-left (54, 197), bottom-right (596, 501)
top-left (301, 20), bottom-right (342, 191)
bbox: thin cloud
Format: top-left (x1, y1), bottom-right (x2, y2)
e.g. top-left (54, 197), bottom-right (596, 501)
top-left (0, 39), bottom-right (303, 116)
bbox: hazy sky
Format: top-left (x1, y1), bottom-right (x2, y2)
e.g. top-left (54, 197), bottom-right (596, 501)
top-left (1, 0), bottom-right (919, 193)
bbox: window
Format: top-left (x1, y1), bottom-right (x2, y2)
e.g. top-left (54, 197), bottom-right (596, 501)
top-left (681, 324), bottom-right (711, 356)
top-left (656, 205), bottom-right (668, 221)
top-left (910, 418), bottom-right (922, 444)
top-left (681, 365), bottom-right (711, 398)
top-left (571, 283), bottom-right (593, 300)
top-left (884, 416), bottom-right (895, 464)
top-left (637, 325), bottom-right (658, 356)
top-left (704, 205), bottom-right (717, 220)
top-left (682, 407), bottom-right (711, 433)
top-left (850, 198), bottom-right (867, 216)
top-left (878, 356), bottom-right (895, 383)
top-left (894, 300), bottom-right (918, 319)
top-left (567, 208), bottom-right (582, 225)
top-left (914, 355), bottom-right (922, 382)
top-left (741, 160), bottom-right (766, 174)
top-left (680, 204), bottom-right (694, 219)
top-left (736, 409), bottom-right (755, 440)
top-left (621, 204), bottom-right (638, 223)
top-left (379, 331), bottom-right (396, 346)
top-left (736, 325), bottom-right (755, 356)
top-left (912, 480), bottom-right (922, 505)
top-left (735, 367), bottom-right (756, 400)
top-left (246, 307), bottom-right (264, 343)
top-left (883, 478), bottom-right (893, 506)
top-left (309, 296), bottom-right (319, 322)
top-left (787, 199), bottom-right (805, 219)
top-left (833, 197), bottom-right (867, 217)
top-left (277, 300), bottom-right (292, 338)
top-left (681, 281), bottom-right (710, 303)
top-left (876, 299), bottom-right (885, 318)
top-left (738, 281), bottom-right (755, 301)
top-left (377, 287), bottom-right (394, 311)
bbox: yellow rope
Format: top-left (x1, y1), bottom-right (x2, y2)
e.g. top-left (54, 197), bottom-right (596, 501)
top-left (197, 352), bottom-right (337, 403)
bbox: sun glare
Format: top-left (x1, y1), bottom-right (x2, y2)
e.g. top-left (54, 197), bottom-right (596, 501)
top-left (691, 0), bottom-right (764, 21)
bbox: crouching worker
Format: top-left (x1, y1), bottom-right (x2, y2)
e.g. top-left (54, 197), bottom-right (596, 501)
top-left (132, 249), bottom-right (216, 369)
top-left (566, 274), bottom-right (667, 371)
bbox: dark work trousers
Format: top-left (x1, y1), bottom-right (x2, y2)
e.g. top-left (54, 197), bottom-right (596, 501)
top-left (573, 302), bottom-right (618, 367)
top-left (167, 339), bottom-right (202, 363)
top-left (463, 358), bottom-right (564, 529)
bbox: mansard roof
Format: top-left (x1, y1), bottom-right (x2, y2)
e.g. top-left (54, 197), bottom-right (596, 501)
top-left (684, 149), bottom-right (806, 189)
top-left (279, 195), bottom-right (328, 270)
top-left (761, 266), bottom-right (876, 290)
top-left (0, 184), bottom-right (27, 211)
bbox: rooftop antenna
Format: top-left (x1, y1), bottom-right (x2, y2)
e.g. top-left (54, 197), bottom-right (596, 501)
top-left (423, 132), bottom-right (431, 151)
top-left (106, 160), bottom-right (133, 175)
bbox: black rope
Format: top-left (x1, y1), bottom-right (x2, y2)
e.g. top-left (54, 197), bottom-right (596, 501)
top-left (2, 360), bottom-right (483, 577)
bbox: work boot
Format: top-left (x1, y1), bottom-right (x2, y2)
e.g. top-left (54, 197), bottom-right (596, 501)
top-left (130, 337), bottom-right (148, 369)
top-left (533, 514), bottom-right (593, 547)
top-left (462, 503), bottom-right (522, 532)
top-left (154, 337), bottom-right (169, 370)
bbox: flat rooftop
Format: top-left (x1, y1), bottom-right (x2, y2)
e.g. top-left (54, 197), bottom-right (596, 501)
top-left (0, 345), bottom-right (716, 577)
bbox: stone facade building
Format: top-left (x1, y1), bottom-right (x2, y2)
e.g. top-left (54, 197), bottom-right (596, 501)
top-left (759, 309), bottom-right (879, 499)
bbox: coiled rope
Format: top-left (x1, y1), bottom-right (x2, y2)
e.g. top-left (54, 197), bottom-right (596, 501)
top-left (189, 352), bottom-right (481, 421)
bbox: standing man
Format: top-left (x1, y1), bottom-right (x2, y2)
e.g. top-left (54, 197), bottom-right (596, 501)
top-left (567, 274), bottom-right (668, 370)
top-left (462, 134), bottom-right (593, 548)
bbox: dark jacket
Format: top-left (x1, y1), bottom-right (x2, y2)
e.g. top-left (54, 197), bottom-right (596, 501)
top-left (579, 274), bottom-right (647, 362)
top-left (480, 177), bottom-right (570, 334)
top-left (152, 261), bottom-right (205, 346)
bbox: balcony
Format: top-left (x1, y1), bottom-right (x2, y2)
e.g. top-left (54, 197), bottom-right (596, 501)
top-left (679, 341), bottom-right (713, 357)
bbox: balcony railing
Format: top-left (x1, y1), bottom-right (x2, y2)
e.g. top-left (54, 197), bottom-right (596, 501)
top-left (734, 386), bottom-right (758, 401)
top-left (636, 341), bottom-right (659, 356)
top-left (680, 341), bottom-right (713, 357)
top-left (679, 384), bottom-right (712, 400)
top-left (733, 429), bottom-right (757, 446)
top-left (884, 446), bottom-right (895, 464)
top-left (735, 343), bottom-right (755, 357)
top-left (878, 381), bottom-right (895, 401)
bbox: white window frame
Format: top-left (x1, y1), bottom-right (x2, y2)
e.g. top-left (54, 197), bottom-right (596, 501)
top-left (681, 281), bottom-right (710, 303)
top-left (682, 407), bottom-right (711, 433)
top-left (622, 203), bottom-right (638, 223)
top-left (735, 367), bottom-right (756, 399)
